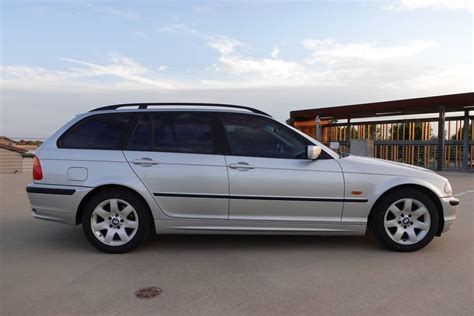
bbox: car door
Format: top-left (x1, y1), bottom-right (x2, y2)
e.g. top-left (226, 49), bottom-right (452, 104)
top-left (221, 113), bottom-right (344, 223)
top-left (123, 111), bottom-right (229, 219)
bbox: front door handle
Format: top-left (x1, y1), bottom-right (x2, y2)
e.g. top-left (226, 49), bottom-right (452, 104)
top-left (132, 158), bottom-right (159, 166)
top-left (229, 162), bottom-right (255, 170)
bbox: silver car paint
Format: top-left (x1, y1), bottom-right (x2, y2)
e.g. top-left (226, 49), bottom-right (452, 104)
top-left (224, 155), bottom-right (345, 222)
top-left (124, 150), bottom-right (229, 219)
top-left (338, 155), bottom-right (449, 225)
top-left (29, 184), bottom-right (91, 224)
top-left (26, 108), bottom-right (458, 235)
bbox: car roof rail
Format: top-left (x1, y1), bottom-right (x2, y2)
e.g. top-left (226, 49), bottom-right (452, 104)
top-left (90, 102), bottom-right (271, 117)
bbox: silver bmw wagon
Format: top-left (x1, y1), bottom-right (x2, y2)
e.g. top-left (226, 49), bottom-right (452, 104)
top-left (26, 103), bottom-right (459, 253)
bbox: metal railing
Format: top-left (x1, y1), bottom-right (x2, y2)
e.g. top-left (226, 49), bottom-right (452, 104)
top-left (295, 116), bottom-right (473, 171)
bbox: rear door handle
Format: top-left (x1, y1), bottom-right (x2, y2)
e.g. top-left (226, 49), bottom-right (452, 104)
top-left (132, 158), bottom-right (159, 166)
top-left (229, 162), bottom-right (255, 170)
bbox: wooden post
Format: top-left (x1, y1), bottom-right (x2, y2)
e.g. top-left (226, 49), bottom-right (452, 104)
top-left (346, 118), bottom-right (351, 152)
top-left (455, 120), bottom-right (459, 168)
top-left (410, 122), bottom-right (416, 165)
top-left (462, 110), bottom-right (469, 170)
top-left (447, 120), bottom-right (451, 167)
top-left (437, 105), bottom-right (445, 171)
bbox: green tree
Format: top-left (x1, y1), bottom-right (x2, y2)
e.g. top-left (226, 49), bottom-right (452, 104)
top-left (450, 123), bottom-right (472, 140)
top-left (389, 122), bottom-right (432, 140)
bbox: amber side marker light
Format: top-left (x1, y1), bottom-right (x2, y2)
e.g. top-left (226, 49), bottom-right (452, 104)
top-left (33, 156), bottom-right (43, 180)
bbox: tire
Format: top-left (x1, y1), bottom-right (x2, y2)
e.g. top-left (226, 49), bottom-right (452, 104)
top-left (82, 188), bottom-right (152, 253)
top-left (370, 188), bottom-right (439, 252)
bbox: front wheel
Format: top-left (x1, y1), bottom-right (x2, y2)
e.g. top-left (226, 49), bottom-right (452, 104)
top-left (82, 188), bottom-right (152, 253)
top-left (370, 189), bottom-right (439, 252)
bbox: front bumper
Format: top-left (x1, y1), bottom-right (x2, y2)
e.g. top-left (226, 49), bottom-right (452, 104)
top-left (26, 183), bottom-right (93, 225)
top-left (440, 196), bottom-right (459, 233)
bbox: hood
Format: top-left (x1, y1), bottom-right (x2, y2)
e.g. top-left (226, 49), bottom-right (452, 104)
top-left (337, 155), bottom-right (444, 180)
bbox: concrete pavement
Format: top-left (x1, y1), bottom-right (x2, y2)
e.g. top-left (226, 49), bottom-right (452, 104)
top-left (1, 172), bottom-right (473, 315)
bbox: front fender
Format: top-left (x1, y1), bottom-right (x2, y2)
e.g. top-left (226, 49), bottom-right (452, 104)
top-left (341, 172), bottom-right (446, 224)
top-left (373, 176), bottom-right (446, 200)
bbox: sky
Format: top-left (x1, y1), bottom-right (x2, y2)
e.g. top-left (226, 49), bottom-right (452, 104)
top-left (1, 0), bottom-right (473, 138)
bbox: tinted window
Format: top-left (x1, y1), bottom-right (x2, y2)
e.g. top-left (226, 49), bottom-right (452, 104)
top-left (127, 112), bottom-right (218, 154)
top-left (59, 114), bottom-right (133, 149)
top-left (222, 114), bottom-right (307, 159)
top-left (128, 114), bottom-right (152, 150)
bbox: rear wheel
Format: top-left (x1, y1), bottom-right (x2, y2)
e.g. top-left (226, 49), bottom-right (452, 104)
top-left (370, 188), bottom-right (439, 252)
top-left (82, 188), bottom-right (152, 253)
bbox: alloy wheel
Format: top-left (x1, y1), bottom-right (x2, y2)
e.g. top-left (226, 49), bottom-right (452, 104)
top-left (383, 198), bottom-right (431, 245)
top-left (90, 198), bottom-right (139, 246)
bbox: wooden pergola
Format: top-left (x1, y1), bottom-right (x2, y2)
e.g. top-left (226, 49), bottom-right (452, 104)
top-left (290, 92), bottom-right (474, 171)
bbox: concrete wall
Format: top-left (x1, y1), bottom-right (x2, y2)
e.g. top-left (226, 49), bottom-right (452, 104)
top-left (0, 148), bottom-right (23, 174)
top-left (22, 156), bottom-right (33, 173)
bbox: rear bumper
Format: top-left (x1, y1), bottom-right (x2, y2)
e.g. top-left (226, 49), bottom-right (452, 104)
top-left (440, 196), bottom-right (459, 233)
top-left (26, 183), bottom-right (93, 225)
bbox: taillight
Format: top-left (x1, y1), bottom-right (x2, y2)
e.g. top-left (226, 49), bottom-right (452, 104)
top-left (33, 156), bottom-right (43, 180)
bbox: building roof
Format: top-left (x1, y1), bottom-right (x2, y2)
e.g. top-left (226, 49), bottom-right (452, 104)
top-left (290, 92), bottom-right (474, 120)
top-left (0, 144), bottom-right (28, 155)
top-left (0, 136), bottom-right (17, 144)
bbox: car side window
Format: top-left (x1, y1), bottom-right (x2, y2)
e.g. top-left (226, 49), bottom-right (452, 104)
top-left (58, 113), bottom-right (133, 149)
top-left (127, 112), bottom-right (218, 154)
top-left (128, 114), bottom-right (152, 150)
top-left (222, 113), bottom-right (308, 159)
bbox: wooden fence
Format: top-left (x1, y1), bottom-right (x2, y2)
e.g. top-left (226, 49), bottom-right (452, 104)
top-left (295, 116), bottom-right (473, 170)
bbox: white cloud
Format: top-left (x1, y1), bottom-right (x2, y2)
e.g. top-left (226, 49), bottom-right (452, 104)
top-left (160, 23), bottom-right (241, 57)
top-left (63, 55), bottom-right (175, 89)
top-left (301, 38), bottom-right (334, 50)
top-left (299, 39), bottom-right (442, 86)
top-left (204, 35), bottom-right (309, 84)
top-left (3, 36), bottom-right (463, 95)
top-left (271, 46), bottom-right (280, 58)
top-left (2, 39), bottom-right (470, 138)
top-left (217, 56), bottom-right (306, 82)
top-left (1, 65), bottom-right (79, 83)
top-left (404, 64), bottom-right (473, 92)
top-left (159, 23), bottom-right (200, 35)
top-left (302, 39), bottom-right (438, 64)
top-left (2, 54), bottom-right (175, 90)
top-left (2, 20), bottom-right (469, 110)
top-left (63, 55), bottom-right (148, 77)
top-left (387, 0), bottom-right (473, 12)
top-left (208, 37), bottom-right (241, 56)
top-left (205, 36), bottom-right (443, 88)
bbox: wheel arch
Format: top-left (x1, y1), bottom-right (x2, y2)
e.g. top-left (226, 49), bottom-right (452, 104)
top-left (368, 184), bottom-right (444, 236)
top-left (76, 184), bottom-right (154, 226)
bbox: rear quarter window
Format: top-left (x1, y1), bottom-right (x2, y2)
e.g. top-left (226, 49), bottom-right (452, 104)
top-left (58, 113), bottom-right (134, 149)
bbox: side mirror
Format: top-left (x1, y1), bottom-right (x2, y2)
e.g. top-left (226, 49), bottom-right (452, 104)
top-left (307, 145), bottom-right (322, 160)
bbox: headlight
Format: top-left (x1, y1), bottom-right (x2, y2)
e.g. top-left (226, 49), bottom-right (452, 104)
top-left (444, 182), bottom-right (452, 195)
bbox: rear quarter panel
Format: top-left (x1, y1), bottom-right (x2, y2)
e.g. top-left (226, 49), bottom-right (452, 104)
top-left (36, 148), bottom-right (166, 220)
top-left (32, 112), bottom-right (167, 221)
